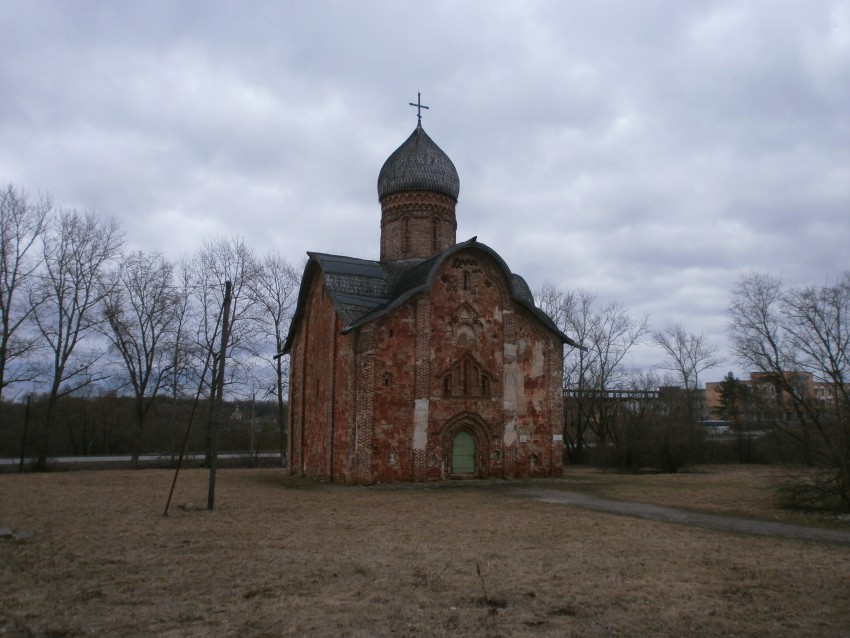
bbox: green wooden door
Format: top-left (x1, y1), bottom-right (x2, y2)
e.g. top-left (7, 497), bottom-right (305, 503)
top-left (452, 430), bottom-right (475, 474)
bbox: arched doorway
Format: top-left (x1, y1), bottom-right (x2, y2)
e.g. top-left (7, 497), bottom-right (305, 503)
top-left (452, 430), bottom-right (476, 474)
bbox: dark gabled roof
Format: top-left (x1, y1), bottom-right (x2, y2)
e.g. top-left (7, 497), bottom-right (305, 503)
top-left (282, 239), bottom-right (582, 353)
top-left (295, 253), bottom-right (391, 328)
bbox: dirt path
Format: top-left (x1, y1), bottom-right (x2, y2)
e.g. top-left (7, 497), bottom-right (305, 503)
top-left (510, 487), bottom-right (850, 544)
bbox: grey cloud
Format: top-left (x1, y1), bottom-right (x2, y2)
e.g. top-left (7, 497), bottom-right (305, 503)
top-left (2, 0), bottom-right (848, 376)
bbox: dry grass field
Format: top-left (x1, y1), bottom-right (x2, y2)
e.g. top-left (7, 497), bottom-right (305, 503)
top-left (525, 465), bottom-right (850, 528)
top-left (1, 466), bottom-right (849, 637)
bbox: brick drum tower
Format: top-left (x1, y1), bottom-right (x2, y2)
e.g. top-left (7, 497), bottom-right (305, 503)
top-left (283, 114), bottom-right (579, 484)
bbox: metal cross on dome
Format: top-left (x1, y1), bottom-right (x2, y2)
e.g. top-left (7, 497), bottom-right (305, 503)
top-left (409, 92), bottom-right (429, 125)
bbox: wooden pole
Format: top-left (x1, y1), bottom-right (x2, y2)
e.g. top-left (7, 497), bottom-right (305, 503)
top-left (163, 284), bottom-right (226, 516)
top-left (250, 390), bottom-right (255, 460)
top-left (19, 395), bottom-right (31, 473)
top-left (162, 338), bottom-right (218, 516)
top-left (207, 280), bottom-right (232, 511)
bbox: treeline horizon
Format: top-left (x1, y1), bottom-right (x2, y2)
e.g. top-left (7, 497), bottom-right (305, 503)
top-left (1, 183), bottom-right (299, 468)
top-left (0, 394), bottom-right (286, 462)
top-left (2, 182), bottom-right (847, 509)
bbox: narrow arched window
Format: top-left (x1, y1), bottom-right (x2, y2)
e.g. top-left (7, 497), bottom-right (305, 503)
top-left (403, 217), bottom-right (411, 254)
top-left (432, 217), bottom-right (438, 252)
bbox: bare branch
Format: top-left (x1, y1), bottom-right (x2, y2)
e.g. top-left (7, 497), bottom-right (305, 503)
top-left (0, 184), bottom-right (51, 399)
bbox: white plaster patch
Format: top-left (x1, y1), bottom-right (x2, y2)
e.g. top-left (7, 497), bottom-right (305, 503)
top-left (531, 341), bottom-right (545, 376)
top-left (502, 363), bottom-right (523, 414)
top-left (517, 338), bottom-right (528, 357)
top-left (413, 398), bottom-right (429, 450)
top-left (503, 418), bottom-right (517, 446)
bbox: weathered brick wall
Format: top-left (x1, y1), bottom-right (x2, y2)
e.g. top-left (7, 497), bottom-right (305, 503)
top-left (330, 314), bottom-right (353, 482)
top-left (426, 251), bottom-right (508, 479)
top-left (288, 272), bottom-right (352, 481)
top-left (352, 324), bottom-right (377, 483)
top-left (368, 304), bottom-right (417, 482)
top-left (379, 190), bottom-right (457, 261)
top-left (509, 311), bottom-right (564, 476)
top-left (290, 248), bottom-right (565, 484)
top-left (356, 247), bottom-right (565, 483)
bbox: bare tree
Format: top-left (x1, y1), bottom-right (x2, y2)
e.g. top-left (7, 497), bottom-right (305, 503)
top-left (249, 250), bottom-right (299, 465)
top-left (101, 250), bottom-right (178, 463)
top-left (30, 208), bottom-right (123, 469)
top-left (190, 237), bottom-right (262, 460)
top-left (653, 323), bottom-right (723, 391)
top-left (0, 184), bottom-right (50, 401)
top-left (160, 257), bottom-right (199, 400)
top-left (729, 272), bottom-right (850, 509)
top-left (728, 272), bottom-right (814, 458)
top-left (782, 276), bottom-right (849, 391)
top-left (538, 283), bottom-right (649, 462)
top-left (652, 323), bottom-right (722, 423)
top-left (729, 272), bottom-right (786, 373)
top-left (606, 369), bottom-right (662, 470)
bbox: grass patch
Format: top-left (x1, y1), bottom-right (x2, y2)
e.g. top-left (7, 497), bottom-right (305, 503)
top-left (538, 465), bottom-right (850, 529)
top-left (1, 467), bottom-right (849, 636)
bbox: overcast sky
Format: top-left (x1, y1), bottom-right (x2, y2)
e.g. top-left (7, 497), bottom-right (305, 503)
top-left (2, 0), bottom-right (848, 381)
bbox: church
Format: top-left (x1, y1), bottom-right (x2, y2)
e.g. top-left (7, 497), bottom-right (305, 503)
top-left (283, 108), bottom-right (580, 484)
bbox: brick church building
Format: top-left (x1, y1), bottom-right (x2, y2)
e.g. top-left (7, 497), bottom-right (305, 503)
top-left (283, 116), bottom-right (579, 484)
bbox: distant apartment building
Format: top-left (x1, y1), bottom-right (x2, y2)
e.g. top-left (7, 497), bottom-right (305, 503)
top-left (705, 371), bottom-right (842, 426)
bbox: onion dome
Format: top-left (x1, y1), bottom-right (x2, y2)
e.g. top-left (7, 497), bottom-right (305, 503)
top-left (377, 124), bottom-right (460, 202)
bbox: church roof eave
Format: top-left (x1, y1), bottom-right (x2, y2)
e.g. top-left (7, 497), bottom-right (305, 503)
top-left (281, 252), bottom-right (391, 354)
top-left (340, 237), bottom-right (583, 349)
top-left (282, 242), bottom-right (584, 355)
